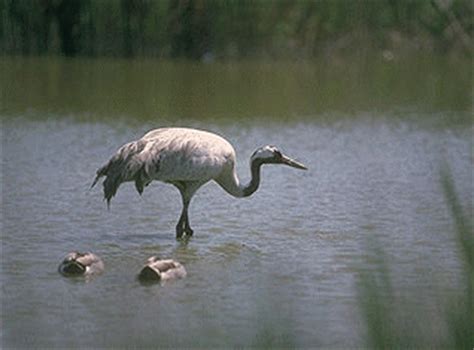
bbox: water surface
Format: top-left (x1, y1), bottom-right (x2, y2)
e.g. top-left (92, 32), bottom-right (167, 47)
top-left (1, 56), bottom-right (472, 348)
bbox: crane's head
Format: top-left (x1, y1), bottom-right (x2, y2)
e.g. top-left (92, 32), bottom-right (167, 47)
top-left (251, 145), bottom-right (307, 170)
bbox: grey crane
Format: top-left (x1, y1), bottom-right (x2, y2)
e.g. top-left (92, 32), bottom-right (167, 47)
top-left (92, 127), bottom-right (307, 238)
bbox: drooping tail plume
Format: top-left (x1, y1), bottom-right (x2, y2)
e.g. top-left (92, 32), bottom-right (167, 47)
top-left (91, 139), bottom-right (150, 207)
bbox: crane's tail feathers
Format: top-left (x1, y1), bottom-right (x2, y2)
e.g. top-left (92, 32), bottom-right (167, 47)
top-left (92, 140), bottom-right (152, 207)
top-left (90, 169), bottom-right (105, 189)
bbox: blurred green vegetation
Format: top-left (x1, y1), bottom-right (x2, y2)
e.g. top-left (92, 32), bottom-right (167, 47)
top-left (1, 0), bottom-right (472, 59)
top-left (357, 166), bottom-right (473, 348)
top-left (440, 166), bottom-right (474, 349)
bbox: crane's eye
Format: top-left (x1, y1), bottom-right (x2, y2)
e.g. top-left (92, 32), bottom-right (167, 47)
top-left (274, 150), bottom-right (282, 159)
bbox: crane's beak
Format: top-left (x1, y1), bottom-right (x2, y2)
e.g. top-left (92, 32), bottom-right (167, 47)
top-left (281, 155), bottom-right (307, 170)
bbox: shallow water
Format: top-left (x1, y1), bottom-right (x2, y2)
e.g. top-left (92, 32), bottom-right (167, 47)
top-left (1, 56), bottom-right (472, 348)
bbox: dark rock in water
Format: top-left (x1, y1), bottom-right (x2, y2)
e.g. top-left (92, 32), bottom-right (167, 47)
top-left (138, 256), bottom-right (186, 283)
top-left (58, 252), bottom-right (104, 277)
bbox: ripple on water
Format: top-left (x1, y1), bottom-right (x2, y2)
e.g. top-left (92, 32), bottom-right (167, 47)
top-left (2, 117), bottom-right (471, 348)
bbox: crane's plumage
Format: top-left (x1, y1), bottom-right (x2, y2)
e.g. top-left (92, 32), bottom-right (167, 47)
top-left (92, 127), bottom-right (306, 238)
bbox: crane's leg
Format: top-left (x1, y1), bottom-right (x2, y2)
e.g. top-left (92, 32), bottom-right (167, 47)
top-left (176, 200), bottom-right (193, 238)
top-left (174, 182), bottom-right (196, 239)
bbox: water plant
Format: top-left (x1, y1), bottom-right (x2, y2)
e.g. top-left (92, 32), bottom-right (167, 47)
top-left (357, 165), bottom-right (473, 348)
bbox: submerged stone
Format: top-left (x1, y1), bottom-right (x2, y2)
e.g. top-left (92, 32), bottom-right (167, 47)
top-left (138, 256), bottom-right (186, 283)
top-left (58, 251), bottom-right (104, 277)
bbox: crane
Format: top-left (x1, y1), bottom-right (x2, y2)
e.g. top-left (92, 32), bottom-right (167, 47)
top-left (91, 127), bottom-right (307, 238)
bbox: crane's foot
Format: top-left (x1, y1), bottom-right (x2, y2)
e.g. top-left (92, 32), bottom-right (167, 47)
top-left (184, 227), bottom-right (194, 236)
top-left (176, 226), bottom-right (194, 239)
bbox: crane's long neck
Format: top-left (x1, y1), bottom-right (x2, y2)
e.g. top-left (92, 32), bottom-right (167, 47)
top-left (242, 159), bottom-right (262, 197)
top-left (217, 159), bottom-right (263, 198)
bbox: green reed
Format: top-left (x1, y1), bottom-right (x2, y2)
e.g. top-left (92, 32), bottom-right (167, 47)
top-left (357, 165), bottom-right (473, 348)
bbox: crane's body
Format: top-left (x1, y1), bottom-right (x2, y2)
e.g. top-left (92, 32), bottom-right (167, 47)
top-left (141, 128), bottom-right (234, 185)
top-left (92, 127), bottom-right (306, 238)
